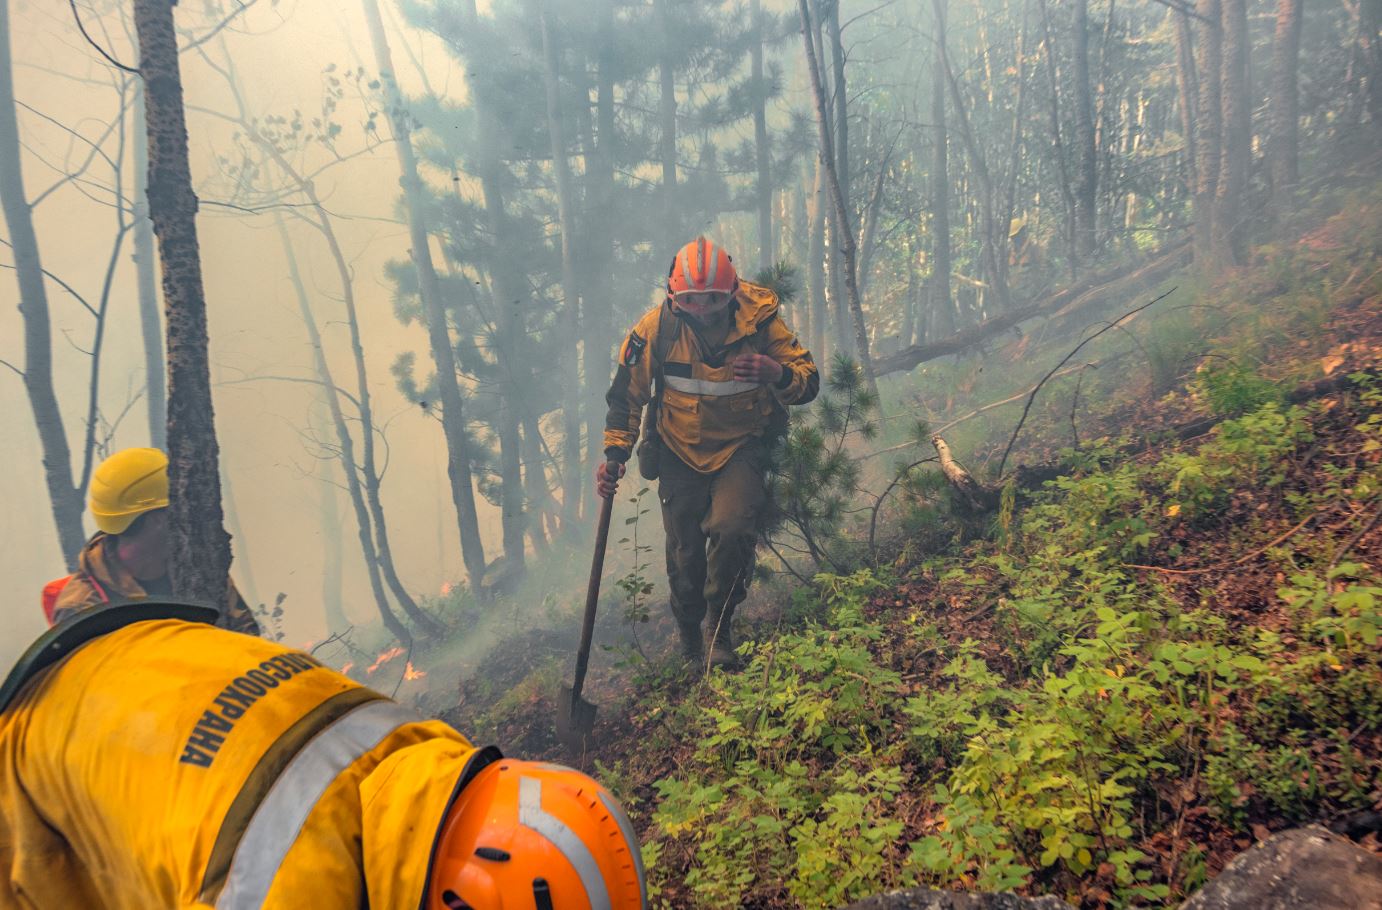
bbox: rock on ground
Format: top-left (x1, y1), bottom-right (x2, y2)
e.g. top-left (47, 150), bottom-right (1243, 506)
top-left (840, 892), bottom-right (1071, 910)
top-left (1180, 825), bottom-right (1382, 910)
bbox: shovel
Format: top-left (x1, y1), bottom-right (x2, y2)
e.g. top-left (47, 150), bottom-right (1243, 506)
top-left (557, 474), bottom-right (616, 754)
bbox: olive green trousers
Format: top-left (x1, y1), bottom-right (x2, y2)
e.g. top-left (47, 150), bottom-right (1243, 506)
top-left (658, 442), bottom-right (766, 639)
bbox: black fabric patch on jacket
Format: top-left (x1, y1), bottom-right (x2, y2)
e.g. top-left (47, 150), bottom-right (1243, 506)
top-left (624, 332), bottom-right (647, 366)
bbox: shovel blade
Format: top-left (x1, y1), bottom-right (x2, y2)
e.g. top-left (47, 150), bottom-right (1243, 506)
top-left (557, 684), bottom-right (598, 753)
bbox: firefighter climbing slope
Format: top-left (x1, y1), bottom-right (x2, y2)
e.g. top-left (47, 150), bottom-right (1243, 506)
top-left (0, 601), bottom-right (646, 909)
top-left (600, 237), bottom-right (819, 668)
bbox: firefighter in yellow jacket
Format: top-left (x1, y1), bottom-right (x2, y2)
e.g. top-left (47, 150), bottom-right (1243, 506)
top-left (600, 237), bottom-right (819, 668)
top-left (44, 447), bottom-right (260, 635)
top-left (0, 600), bottom-right (645, 909)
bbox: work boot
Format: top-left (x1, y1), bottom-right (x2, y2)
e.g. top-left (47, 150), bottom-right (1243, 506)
top-left (707, 628), bottom-right (739, 671)
top-left (677, 621), bottom-right (704, 665)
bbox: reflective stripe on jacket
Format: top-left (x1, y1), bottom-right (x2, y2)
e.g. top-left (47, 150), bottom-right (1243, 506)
top-left (0, 619), bottom-right (487, 909)
top-left (52, 532), bottom-right (261, 636)
top-left (604, 281), bottom-right (819, 474)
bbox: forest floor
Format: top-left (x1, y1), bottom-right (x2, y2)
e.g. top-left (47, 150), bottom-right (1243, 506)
top-left (424, 180), bottom-right (1382, 909)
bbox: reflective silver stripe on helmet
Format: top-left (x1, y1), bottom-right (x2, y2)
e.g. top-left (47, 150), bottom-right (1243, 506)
top-left (663, 375), bottom-right (759, 397)
top-left (679, 246), bottom-right (697, 289)
top-left (704, 240), bottom-right (720, 288)
top-left (519, 776), bottom-right (612, 910)
top-left (215, 700), bottom-right (418, 910)
top-left (599, 790), bottom-right (648, 908)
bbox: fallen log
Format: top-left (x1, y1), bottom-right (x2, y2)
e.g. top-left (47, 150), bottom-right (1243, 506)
top-left (932, 369), bottom-right (1379, 506)
top-left (875, 240), bottom-right (1191, 377)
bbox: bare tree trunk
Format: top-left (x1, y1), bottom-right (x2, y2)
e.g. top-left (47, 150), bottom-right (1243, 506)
top-left (1366, 0), bottom-right (1382, 130)
top-left (1037, 0), bottom-right (1079, 275)
top-left (277, 218), bottom-right (408, 643)
top-left (1194, 0), bottom-right (1223, 271)
top-left (521, 411), bottom-right (550, 554)
top-left (655, 0), bottom-right (678, 254)
top-left (825, 0), bottom-right (853, 359)
top-left (0, 0), bottom-right (85, 568)
top-left (131, 85), bottom-right (166, 450)
top-left (807, 157), bottom-right (828, 358)
top-left (360, 0), bottom-right (486, 595)
top-left (260, 140), bottom-right (441, 635)
top-left (936, 0), bottom-right (1010, 309)
top-left (1072, 0), bottom-right (1098, 260)
top-left (752, 0), bottom-right (773, 271)
top-left (461, 3), bottom-right (528, 577)
top-left (1269, 0), bottom-right (1303, 200)
top-left (133, 0), bottom-right (229, 604)
top-left (1174, 10), bottom-right (1200, 191)
top-left (311, 400), bottom-right (348, 633)
top-left (537, 0), bottom-right (583, 531)
top-left (1215, 0), bottom-right (1249, 266)
top-left (931, 3), bottom-right (955, 337)
top-left (799, 0), bottom-right (879, 399)
top-left (585, 0), bottom-right (617, 492)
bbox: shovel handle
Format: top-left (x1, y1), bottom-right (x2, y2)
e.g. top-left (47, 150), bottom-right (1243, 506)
top-left (571, 478), bottom-right (616, 700)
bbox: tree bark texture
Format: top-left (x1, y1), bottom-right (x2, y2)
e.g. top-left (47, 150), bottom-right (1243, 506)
top-left (538, 0), bottom-right (584, 530)
top-left (935, 0), bottom-right (1009, 310)
top-left (1269, 0), bottom-right (1303, 199)
top-left (1072, 0), bottom-right (1098, 260)
top-left (799, 0), bottom-right (880, 398)
top-left (133, 0), bottom-right (231, 605)
top-left (0, 0), bottom-right (86, 568)
top-left (277, 217), bottom-right (409, 643)
top-left (1215, 0), bottom-right (1250, 266)
top-left (825, 1), bottom-right (853, 359)
top-left (931, 0), bottom-right (955, 338)
top-left (1193, 0), bottom-right (1223, 270)
top-left (1174, 10), bottom-right (1200, 191)
top-left (132, 85), bottom-right (167, 451)
top-left (752, 0), bottom-right (773, 271)
top-left (360, 0), bottom-right (486, 595)
top-left (1037, 0), bottom-right (1079, 274)
top-left (807, 157), bottom-right (828, 359)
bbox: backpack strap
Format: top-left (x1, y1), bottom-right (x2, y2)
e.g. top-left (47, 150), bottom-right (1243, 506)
top-left (650, 299), bottom-right (680, 402)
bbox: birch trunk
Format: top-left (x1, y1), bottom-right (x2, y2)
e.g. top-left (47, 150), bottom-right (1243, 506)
top-left (0, 0), bottom-right (85, 568)
top-left (277, 217), bottom-right (409, 642)
top-left (360, 0), bottom-right (486, 595)
top-left (798, 0), bottom-right (879, 399)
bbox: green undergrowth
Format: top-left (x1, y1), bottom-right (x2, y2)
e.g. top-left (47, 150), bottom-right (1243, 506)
top-left (636, 387), bottom-right (1382, 909)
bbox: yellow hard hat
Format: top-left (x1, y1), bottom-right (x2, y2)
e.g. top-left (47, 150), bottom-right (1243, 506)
top-left (90, 447), bottom-right (169, 534)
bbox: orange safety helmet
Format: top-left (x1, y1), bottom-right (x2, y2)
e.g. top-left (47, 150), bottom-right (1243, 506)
top-left (667, 236), bottom-right (738, 316)
top-left (428, 759), bottom-right (647, 910)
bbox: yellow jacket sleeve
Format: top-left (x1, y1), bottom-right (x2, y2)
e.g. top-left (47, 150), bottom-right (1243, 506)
top-left (761, 311), bottom-right (820, 407)
top-left (602, 305), bottom-right (662, 461)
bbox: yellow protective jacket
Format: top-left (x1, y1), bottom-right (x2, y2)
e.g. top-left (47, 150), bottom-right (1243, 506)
top-left (604, 282), bottom-right (819, 474)
top-left (0, 607), bottom-right (494, 909)
top-left (52, 532), bottom-right (261, 636)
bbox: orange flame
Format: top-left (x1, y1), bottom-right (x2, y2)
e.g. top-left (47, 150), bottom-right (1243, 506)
top-left (440, 581), bottom-right (454, 596)
top-left (403, 661), bottom-right (427, 681)
top-left (340, 661), bottom-right (355, 675)
top-left (366, 646), bottom-right (406, 675)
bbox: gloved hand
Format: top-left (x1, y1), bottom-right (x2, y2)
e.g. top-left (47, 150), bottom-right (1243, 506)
top-left (732, 353), bottom-right (784, 385)
top-left (595, 460), bottom-right (625, 498)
